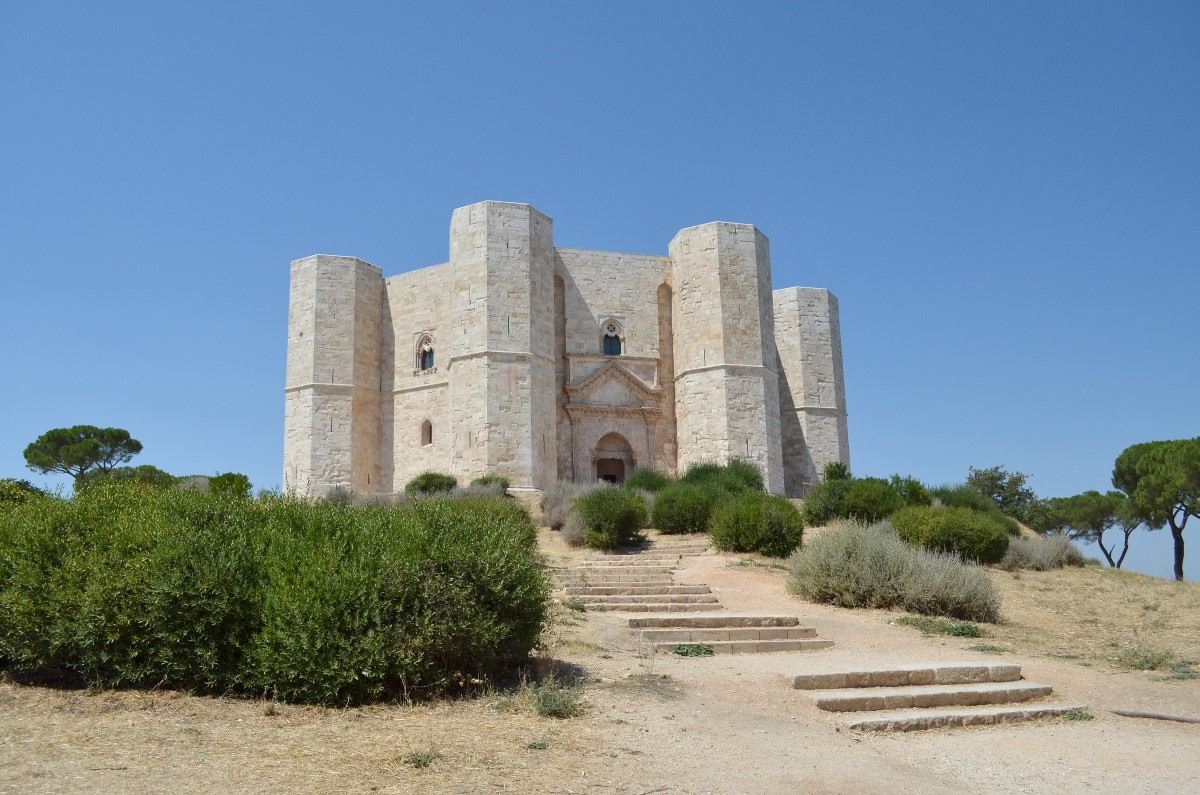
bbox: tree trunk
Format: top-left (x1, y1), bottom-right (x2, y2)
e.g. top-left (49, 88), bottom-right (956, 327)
top-left (1168, 516), bottom-right (1185, 582)
top-left (1115, 529), bottom-right (1132, 569)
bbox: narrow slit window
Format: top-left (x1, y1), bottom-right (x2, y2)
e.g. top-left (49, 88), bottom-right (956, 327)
top-left (420, 420), bottom-right (432, 446)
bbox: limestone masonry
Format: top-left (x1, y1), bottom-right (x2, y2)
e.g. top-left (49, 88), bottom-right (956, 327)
top-left (283, 201), bottom-right (849, 498)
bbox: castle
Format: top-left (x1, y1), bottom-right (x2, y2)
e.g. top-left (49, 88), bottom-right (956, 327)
top-left (283, 201), bottom-right (849, 499)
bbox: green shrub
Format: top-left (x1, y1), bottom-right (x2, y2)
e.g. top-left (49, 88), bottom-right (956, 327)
top-left (801, 478), bottom-right (850, 526)
top-left (81, 465), bottom-right (177, 490)
top-left (405, 472), bottom-right (458, 496)
top-left (787, 519), bottom-right (1000, 622)
top-left (823, 461), bottom-right (850, 481)
top-left (841, 478), bottom-right (904, 523)
top-left (0, 479), bottom-right (44, 512)
top-left (210, 472), bottom-right (252, 499)
top-left (680, 460), bottom-right (763, 494)
top-left (932, 484), bottom-right (1020, 534)
top-left (998, 535), bottom-right (1085, 571)
top-left (709, 493), bottom-right (804, 558)
top-left (623, 468), bottom-right (670, 493)
top-left (0, 482), bottom-right (549, 705)
top-left (573, 487), bottom-right (646, 550)
top-left (889, 475), bottom-right (932, 507)
top-left (891, 505), bottom-right (1010, 564)
top-left (651, 483), bottom-right (716, 534)
top-left (471, 475), bottom-right (510, 492)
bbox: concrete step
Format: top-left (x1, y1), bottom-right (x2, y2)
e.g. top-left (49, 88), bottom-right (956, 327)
top-left (563, 584), bottom-right (712, 596)
top-left (562, 566), bottom-right (677, 576)
top-left (558, 572), bottom-right (676, 582)
top-left (844, 703), bottom-right (1084, 732)
top-left (637, 626), bottom-right (817, 642)
top-left (559, 576), bottom-right (681, 588)
top-left (578, 593), bottom-right (720, 605)
top-left (812, 681), bottom-right (1054, 712)
top-left (629, 615), bottom-right (800, 629)
top-left (791, 662), bottom-right (1021, 691)
top-left (653, 638), bottom-right (835, 655)
top-left (583, 602), bottom-right (725, 613)
top-left (580, 558), bottom-right (682, 566)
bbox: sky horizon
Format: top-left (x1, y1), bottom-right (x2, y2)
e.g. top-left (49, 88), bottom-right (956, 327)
top-left (1, 1), bottom-right (1196, 580)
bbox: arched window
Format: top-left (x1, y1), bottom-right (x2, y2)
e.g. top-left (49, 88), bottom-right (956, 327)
top-left (420, 420), bottom-right (432, 446)
top-left (601, 320), bottom-right (623, 356)
top-left (416, 335), bottom-right (435, 371)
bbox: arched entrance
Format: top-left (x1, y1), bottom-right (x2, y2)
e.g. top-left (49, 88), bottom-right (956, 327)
top-left (593, 432), bottom-right (634, 484)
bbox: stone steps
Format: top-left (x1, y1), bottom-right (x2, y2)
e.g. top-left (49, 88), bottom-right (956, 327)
top-left (844, 704), bottom-right (1085, 732)
top-left (653, 638), bottom-right (835, 655)
top-left (630, 614), bottom-right (800, 629)
top-left (558, 575), bottom-right (676, 585)
top-left (582, 602), bottom-right (725, 613)
top-left (636, 626), bottom-right (818, 642)
top-left (789, 661), bottom-right (1077, 732)
top-left (575, 593), bottom-right (720, 605)
top-left (563, 584), bottom-right (712, 596)
top-left (559, 566), bottom-right (677, 577)
top-left (791, 662), bottom-right (1021, 690)
top-left (812, 681), bottom-right (1054, 712)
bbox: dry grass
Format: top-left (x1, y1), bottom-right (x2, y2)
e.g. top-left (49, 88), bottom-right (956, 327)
top-left (0, 679), bottom-right (613, 794)
top-left (988, 565), bottom-right (1200, 676)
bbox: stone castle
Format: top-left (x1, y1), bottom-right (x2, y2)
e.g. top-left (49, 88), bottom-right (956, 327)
top-left (283, 201), bottom-right (849, 498)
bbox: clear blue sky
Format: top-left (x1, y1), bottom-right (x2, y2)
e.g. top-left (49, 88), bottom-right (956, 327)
top-left (1, 2), bottom-right (1196, 580)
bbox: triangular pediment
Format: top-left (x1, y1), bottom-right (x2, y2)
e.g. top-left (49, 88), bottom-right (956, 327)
top-left (566, 361), bottom-right (660, 409)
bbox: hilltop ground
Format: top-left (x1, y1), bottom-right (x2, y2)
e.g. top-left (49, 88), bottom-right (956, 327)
top-left (2, 529), bottom-right (1198, 794)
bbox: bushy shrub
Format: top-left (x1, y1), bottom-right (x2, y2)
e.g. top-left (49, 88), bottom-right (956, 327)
top-left (709, 493), bottom-right (804, 557)
top-left (623, 468), bottom-right (670, 493)
top-left (787, 520), bottom-right (1000, 622)
top-left (889, 475), bottom-right (932, 507)
top-left (0, 481), bottom-right (549, 705)
top-left (823, 461), bottom-right (850, 481)
top-left (630, 488), bottom-right (655, 528)
top-left (0, 479), bottom-right (43, 512)
top-left (801, 478), bottom-right (851, 526)
top-left (680, 459), bottom-right (763, 494)
top-left (573, 487), bottom-right (646, 550)
top-left (891, 505), bottom-right (1010, 564)
top-left (998, 535), bottom-right (1085, 571)
top-left (842, 478), bottom-right (904, 523)
top-left (210, 472), bottom-right (252, 499)
top-left (405, 472), bottom-right (458, 496)
top-left (540, 482), bottom-right (588, 530)
top-left (81, 465), bottom-right (177, 490)
top-left (471, 475), bottom-right (510, 492)
top-left (651, 483), bottom-right (716, 534)
top-left (932, 484), bottom-right (994, 513)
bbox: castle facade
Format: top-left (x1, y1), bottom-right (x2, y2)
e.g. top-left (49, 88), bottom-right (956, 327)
top-left (283, 201), bottom-right (849, 498)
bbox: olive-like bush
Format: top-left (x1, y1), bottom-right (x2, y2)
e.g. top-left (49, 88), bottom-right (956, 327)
top-left (623, 468), bottom-right (671, 493)
top-left (573, 487), bottom-right (647, 550)
top-left (998, 535), bottom-right (1085, 571)
top-left (540, 482), bottom-right (588, 530)
top-left (709, 493), bottom-right (804, 557)
top-left (0, 481), bottom-right (549, 705)
top-left (891, 505), bottom-right (1010, 564)
top-left (0, 479), bottom-right (44, 512)
top-left (787, 519), bottom-right (1000, 622)
top-left (889, 475), bottom-right (932, 507)
top-left (209, 472), bottom-right (252, 499)
top-left (405, 472), bottom-right (458, 495)
top-left (651, 483), bottom-right (716, 534)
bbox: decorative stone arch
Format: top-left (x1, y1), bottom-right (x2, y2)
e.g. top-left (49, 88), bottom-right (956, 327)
top-left (593, 431), bottom-right (634, 484)
top-left (419, 419), bottom-right (433, 447)
top-left (415, 333), bottom-right (435, 372)
top-left (599, 319), bottom-right (624, 356)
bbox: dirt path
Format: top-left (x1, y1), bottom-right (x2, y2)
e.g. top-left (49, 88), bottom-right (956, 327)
top-left (2, 531), bottom-right (1198, 794)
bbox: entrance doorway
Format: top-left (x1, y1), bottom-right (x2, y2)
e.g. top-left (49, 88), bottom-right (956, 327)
top-left (593, 431), bottom-right (634, 484)
top-left (596, 458), bottom-right (625, 484)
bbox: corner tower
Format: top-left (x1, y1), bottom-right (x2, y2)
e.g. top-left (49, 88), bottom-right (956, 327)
top-left (668, 223), bottom-right (785, 494)
top-left (774, 286), bottom-right (850, 494)
top-left (445, 202), bottom-right (558, 491)
top-left (283, 255), bottom-right (384, 497)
